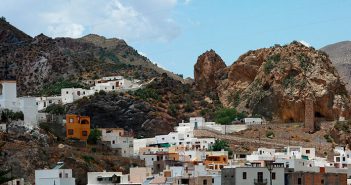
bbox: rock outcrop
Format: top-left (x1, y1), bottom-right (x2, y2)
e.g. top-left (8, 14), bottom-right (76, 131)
top-left (321, 41), bottom-right (351, 93)
top-left (195, 42), bottom-right (350, 122)
top-left (194, 50), bottom-right (226, 91)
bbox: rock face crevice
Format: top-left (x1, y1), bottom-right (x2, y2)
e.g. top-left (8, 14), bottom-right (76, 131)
top-left (194, 42), bottom-right (351, 122)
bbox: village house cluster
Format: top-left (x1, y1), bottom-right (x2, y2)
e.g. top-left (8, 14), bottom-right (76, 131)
top-left (0, 76), bottom-right (141, 128)
top-left (3, 116), bottom-right (344, 185)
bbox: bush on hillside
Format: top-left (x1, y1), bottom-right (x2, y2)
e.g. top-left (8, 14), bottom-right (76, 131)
top-left (214, 108), bottom-right (246, 125)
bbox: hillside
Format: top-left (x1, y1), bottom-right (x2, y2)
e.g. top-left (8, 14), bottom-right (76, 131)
top-left (0, 19), bottom-right (184, 96)
top-left (320, 41), bottom-right (351, 93)
top-left (195, 41), bottom-right (350, 122)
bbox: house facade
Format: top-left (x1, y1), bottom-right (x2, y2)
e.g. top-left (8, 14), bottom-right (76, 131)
top-left (35, 169), bottom-right (75, 185)
top-left (65, 114), bottom-right (91, 141)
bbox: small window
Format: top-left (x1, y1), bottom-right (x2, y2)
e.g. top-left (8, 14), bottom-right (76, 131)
top-left (243, 172), bottom-right (247, 179)
top-left (66, 91), bottom-right (69, 94)
top-left (69, 118), bottom-right (74, 123)
top-left (203, 179), bottom-right (207, 185)
top-left (343, 157), bottom-right (346, 161)
top-left (59, 173), bottom-right (62, 178)
top-left (212, 178), bottom-right (214, 183)
top-left (306, 150), bottom-right (310, 154)
top-left (272, 172), bottom-right (276, 180)
top-left (82, 131), bottom-right (88, 136)
top-left (298, 178), bottom-right (302, 185)
top-left (112, 140), bottom-right (115, 144)
top-left (65, 173), bottom-right (68, 178)
top-left (321, 179), bottom-right (324, 184)
top-left (49, 100), bottom-right (52, 103)
top-left (68, 129), bottom-right (74, 135)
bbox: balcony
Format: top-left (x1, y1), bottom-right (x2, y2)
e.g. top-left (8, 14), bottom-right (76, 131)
top-left (254, 178), bottom-right (268, 185)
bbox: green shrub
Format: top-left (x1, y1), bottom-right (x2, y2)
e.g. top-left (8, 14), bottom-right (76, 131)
top-left (264, 60), bottom-right (274, 74)
top-left (40, 79), bottom-right (85, 96)
top-left (1, 109), bottom-right (24, 122)
top-left (82, 155), bottom-right (95, 163)
top-left (168, 104), bottom-right (178, 116)
top-left (334, 121), bottom-right (350, 133)
top-left (266, 130), bottom-right (275, 138)
top-left (184, 96), bottom-right (194, 113)
top-left (268, 54), bottom-right (281, 63)
top-left (87, 129), bottom-right (102, 145)
top-left (44, 104), bottom-right (65, 115)
top-left (134, 88), bottom-right (161, 101)
top-left (324, 134), bottom-right (333, 143)
top-left (283, 75), bottom-right (296, 88)
top-left (299, 54), bottom-right (310, 71)
top-left (214, 108), bottom-right (246, 125)
top-left (210, 139), bottom-right (233, 157)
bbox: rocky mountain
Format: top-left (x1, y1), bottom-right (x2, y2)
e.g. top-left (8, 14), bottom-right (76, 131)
top-left (195, 41), bottom-right (350, 122)
top-left (320, 41), bottom-right (351, 93)
top-left (0, 19), bottom-right (184, 96)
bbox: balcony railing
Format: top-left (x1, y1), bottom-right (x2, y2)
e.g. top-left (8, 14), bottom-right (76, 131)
top-left (254, 178), bottom-right (268, 185)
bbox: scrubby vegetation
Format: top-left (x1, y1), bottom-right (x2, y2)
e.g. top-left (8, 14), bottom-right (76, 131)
top-left (40, 79), bottom-right (86, 96)
top-left (44, 104), bottom-right (66, 115)
top-left (133, 88), bottom-right (161, 101)
top-left (266, 130), bottom-right (275, 138)
top-left (88, 129), bottom-right (102, 145)
top-left (214, 108), bottom-right (246, 125)
top-left (1, 109), bottom-right (24, 122)
top-left (210, 139), bottom-right (233, 157)
top-left (334, 121), bottom-right (351, 133)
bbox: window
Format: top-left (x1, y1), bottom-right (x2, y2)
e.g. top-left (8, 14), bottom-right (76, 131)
top-left (69, 118), bottom-right (74, 123)
top-left (321, 179), bottom-right (324, 184)
top-left (16, 181), bottom-right (20, 185)
top-left (49, 100), bottom-right (52, 103)
top-left (343, 157), bottom-right (346, 161)
top-left (306, 150), bottom-right (310, 154)
top-left (112, 140), bottom-right (115, 144)
top-left (65, 173), bottom-right (68, 178)
top-left (257, 172), bottom-right (263, 180)
top-left (77, 91), bottom-right (80, 96)
top-left (82, 131), bottom-right (88, 136)
top-left (68, 129), bottom-right (74, 135)
top-left (243, 172), bottom-right (247, 179)
top-left (298, 178), bottom-right (302, 185)
top-left (66, 91), bottom-right (68, 94)
top-left (212, 178), bottom-right (214, 183)
top-left (43, 102), bottom-right (46, 107)
top-left (272, 172), bottom-right (276, 180)
top-left (59, 173), bottom-right (62, 178)
top-left (336, 157), bottom-right (340, 162)
top-left (203, 179), bottom-right (207, 185)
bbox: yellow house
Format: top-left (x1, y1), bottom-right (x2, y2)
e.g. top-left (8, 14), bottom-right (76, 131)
top-left (66, 114), bottom-right (91, 141)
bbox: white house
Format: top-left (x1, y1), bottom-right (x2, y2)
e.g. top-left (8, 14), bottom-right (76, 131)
top-left (175, 117), bottom-right (247, 134)
top-left (0, 80), bottom-right (38, 127)
top-left (87, 171), bottom-right (129, 185)
top-left (0, 123), bottom-right (6, 132)
top-left (246, 148), bottom-right (276, 162)
top-left (334, 146), bottom-right (351, 168)
top-left (36, 96), bottom-right (62, 111)
top-left (98, 128), bottom-right (134, 157)
top-left (244, 118), bottom-right (263, 125)
top-left (222, 163), bottom-right (285, 185)
top-left (6, 178), bottom-right (24, 185)
top-left (35, 169), bottom-right (75, 185)
top-left (61, 88), bottom-right (94, 104)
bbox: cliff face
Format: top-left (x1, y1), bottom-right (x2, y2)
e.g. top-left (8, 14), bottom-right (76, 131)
top-left (194, 42), bottom-right (350, 122)
top-left (321, 41), bottom-right (351, 93)
top-left (194, 50), bottom-right (226, 91)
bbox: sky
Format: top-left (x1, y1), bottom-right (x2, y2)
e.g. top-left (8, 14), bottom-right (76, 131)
top-left (1, 0), bottom-right (351, 77)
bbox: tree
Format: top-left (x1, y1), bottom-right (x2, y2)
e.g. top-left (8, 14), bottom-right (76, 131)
top-left (44, 104), bottom-right (65, 115)
top-left (211, 139), bottom-right (230, 151)
top-left (0, 169), bottom-right (13, 184)
top-left (210, 139), bottom-right (233, 157)
top-left (87, 129), bottom-right (102, 145)
top-left (214, 108), bottom-right (246, 125)
top-left (0, 16), bottom-right (6, 21)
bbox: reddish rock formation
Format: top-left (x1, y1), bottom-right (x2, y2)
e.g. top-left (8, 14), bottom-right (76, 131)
top-left (194, 49), bottom-right (226, 91)
top-left (195, 42), bottom-right (351, 122)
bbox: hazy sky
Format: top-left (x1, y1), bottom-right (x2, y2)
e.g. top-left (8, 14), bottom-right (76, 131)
top-left (1, 0), bottom-right (351, 77)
